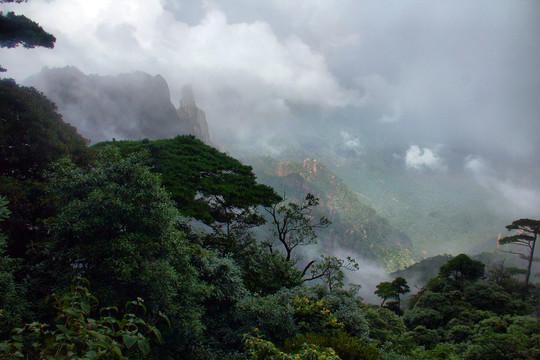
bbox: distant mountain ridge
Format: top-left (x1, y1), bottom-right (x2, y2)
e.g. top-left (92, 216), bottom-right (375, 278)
top-left (319, 154), bottom-right (505, 257)
top-left (251, 156), bottom-right (415, 271)
top-left (25, 67), bottom-right (507, 266)
top-left (25, 66), bottom-right (210, 144)
top-left (226, 133), bottom-right (506, 259)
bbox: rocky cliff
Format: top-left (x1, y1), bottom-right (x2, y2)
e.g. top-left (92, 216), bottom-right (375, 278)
top-left (176, 85), bottom-right (210, 144)
top-left (25, 66), bottom-right (210, 144)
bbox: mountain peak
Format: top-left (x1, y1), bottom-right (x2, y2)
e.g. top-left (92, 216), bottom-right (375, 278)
top-left (177, 85), bottom-right (210, 144)
top-left (180, 84), bottom-right (196, 107)
top-left (25, 67), bottom-right (212, 144)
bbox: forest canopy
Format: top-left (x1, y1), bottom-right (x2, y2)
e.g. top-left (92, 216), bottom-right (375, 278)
top-left (95, 136), bottom-right (281, 233)
top-left (0, 81), bottom-right (538, 359)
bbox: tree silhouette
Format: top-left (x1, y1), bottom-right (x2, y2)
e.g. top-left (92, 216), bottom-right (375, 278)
top-left (499, 218), bottom-right (540, 297)
top-left (439, 254), bottom-right (485, 285)
top-left (0, 0), bottom-right (56, 71)
top-left (264, 193), bottom-right (330, 262)
top-left (375, 277), bottom-right (410, 315)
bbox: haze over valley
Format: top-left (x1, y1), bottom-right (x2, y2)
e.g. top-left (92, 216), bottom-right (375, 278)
top-left (3, 0), bottom-right (537, 216)
top-left (22, 64), bottom-right (527, 266)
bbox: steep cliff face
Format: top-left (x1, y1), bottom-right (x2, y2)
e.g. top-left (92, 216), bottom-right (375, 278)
top-left (176, 85), bottom-right (210, 144)
top-left (25, 66), bottom-right (211, 144)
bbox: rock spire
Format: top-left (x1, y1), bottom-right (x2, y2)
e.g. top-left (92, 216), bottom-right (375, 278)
top-left (177, 85), bottom-right (211, 144)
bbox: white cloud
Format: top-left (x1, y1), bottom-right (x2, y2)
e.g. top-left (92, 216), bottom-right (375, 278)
top-left (405, 145), bottom-right (444, 170)
top-left (464, 155), bottom-right (489, 174)
top-left (340, 131), bottom-right (361, 151)
top-left (2, 0), bottom-right (538, 178)
top-left (0, 0), bottom-right (361, 133)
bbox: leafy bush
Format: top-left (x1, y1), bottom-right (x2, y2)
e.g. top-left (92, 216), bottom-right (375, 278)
top-left (236, 290), bottom-right (298, 343)
top-left (404, 290), bottom-right (466, 330)
top-left (463, 282), bottom-right (514, 314)
top-left (362, 305), bottom-right (407, 344)
top-left (413, 344), bottom-right (460, 360)
top-left (323, 291), bottom-right (369, 339)
top-left (464, 331), bottom-right (534, 360)
top-left (0, 196), bottom-right (27, 339)
top-left (283, 331), bottom-right (382, 360)
top-left (408, 326), bottom-right (440, 350)
top-left (0, 277), bottom-right (167, 359)
top-left (293, 296), bottom-right (344, 334)
top-left (244, 331), bottom-right (340, 360)
top-left (462, 314), bottom-right (540, 360)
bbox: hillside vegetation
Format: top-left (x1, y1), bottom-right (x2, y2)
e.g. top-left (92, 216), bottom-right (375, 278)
top-left (251, 156), bottom-right (414, 270)
top-left (321, 155), bottom-right (506, 257)
top-left (0, 78), bottom-right (538, 359)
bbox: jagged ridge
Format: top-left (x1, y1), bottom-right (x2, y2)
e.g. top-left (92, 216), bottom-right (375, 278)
top-left (25, 66), bottom-right (210, 144)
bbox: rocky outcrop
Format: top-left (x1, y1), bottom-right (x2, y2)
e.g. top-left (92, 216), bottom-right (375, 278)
top-left (176, 85), bottom-right (210, 144)
top-left (275, 159), bottom-right (321, 181)
top-left (25, 66), bottom-right (211, 144)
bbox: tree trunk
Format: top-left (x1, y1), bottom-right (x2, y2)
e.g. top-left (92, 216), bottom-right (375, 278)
top-left (523, 231), bottom-right (537, 299)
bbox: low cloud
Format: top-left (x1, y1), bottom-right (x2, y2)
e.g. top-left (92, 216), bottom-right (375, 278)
top-left (1, 0), bottom-right (362, 142)
top-left (342, 256), bottom-right (391, 304)
top-left (405, 145), bottom-right (445, 170)
top-left (465, 155), bottom-right (540, 218)
top-left (294, 245), bottom-right (391, 304)
top-left (354, 74), bottom-right (401, 123)
top-left (2, 0), bottom-right (538, 218)
top-left (341, 131), bottom-right (361, 152)
top-left (464, 155), bottom-right (487, 173)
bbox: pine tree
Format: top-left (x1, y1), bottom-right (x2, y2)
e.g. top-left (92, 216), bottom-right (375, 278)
top-left (499, 218), bottom-right (540, 297)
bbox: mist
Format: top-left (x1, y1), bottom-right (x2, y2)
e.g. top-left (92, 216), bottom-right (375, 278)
top-left (2, 0), bottom-right (539, 244)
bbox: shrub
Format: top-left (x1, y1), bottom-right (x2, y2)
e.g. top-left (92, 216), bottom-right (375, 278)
top-left (282, 331), bottom-right (382, 360)
top-left (0, 277), bottom-right (167, 359)
top-left (244, 331), bottom-right (340, 360)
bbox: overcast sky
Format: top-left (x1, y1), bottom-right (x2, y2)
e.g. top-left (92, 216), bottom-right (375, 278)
top-left (2, 0), bottom-right (539, 217)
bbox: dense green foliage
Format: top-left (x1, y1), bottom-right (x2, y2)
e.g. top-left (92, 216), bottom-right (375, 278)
top-left (401, 254), bottom-right (538, 359)
top-left (282, 332), bottom-right (382, 360)
top-left (0, 79), bottom-right (537, 359)
top-left (0, 195), bottom-right (24, 338)
top-left (244, 331), bottom-right (341, 360)
top-left (0, 277), bottom-right (164, 359)
top-left (0, 78), bottom-right (92, 257)
top-left (43, 148), bottom-right (205, 349)
top-left (0, 78), bottom-right (89, 180)
top-left (95, 136), bottom-right (281, 233)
